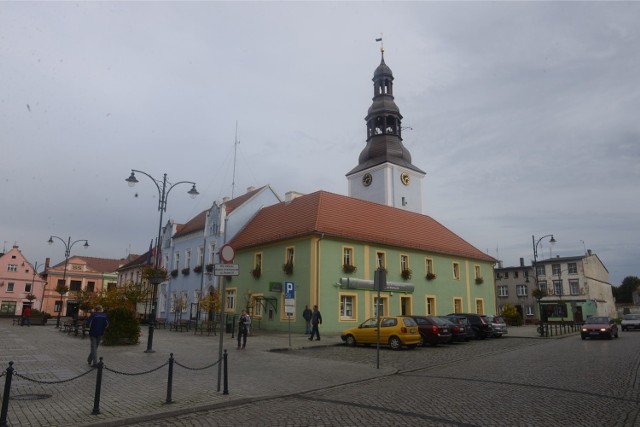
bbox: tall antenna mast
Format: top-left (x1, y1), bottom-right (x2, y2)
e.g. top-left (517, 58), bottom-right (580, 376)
top-left (231, 121), bottom-right (239, 198)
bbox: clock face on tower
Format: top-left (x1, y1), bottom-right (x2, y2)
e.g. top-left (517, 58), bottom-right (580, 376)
top-left (400, 172), bottom-right (410, 186)
top-left (362, 173), bottom-right (372, 187)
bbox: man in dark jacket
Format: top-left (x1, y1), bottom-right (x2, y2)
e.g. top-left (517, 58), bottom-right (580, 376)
top-left (308, 305), bottom-right (322, 341)
top-left (87, 305), bottom-right (109, 367)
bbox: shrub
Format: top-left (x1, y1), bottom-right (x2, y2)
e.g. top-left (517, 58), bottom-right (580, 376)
top-left (103, 307), bottom-right (141, 346)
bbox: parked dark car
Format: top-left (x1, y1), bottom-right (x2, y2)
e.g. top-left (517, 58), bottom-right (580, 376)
top-left (448, 313), bottom-right (493, 339)
top-left (581, 316), bottom-right (619, 340)
top-left (411, 315), bottom-right (452, 346)
top-left (440, 315), bottom-right (472, 342)
top-left (484, 315), bottom-right (508, 338)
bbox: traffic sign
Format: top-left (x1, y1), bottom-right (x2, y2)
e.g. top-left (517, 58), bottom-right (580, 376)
top-left (284, 282), bottom-right (295, 315)
top-left (220, 244), bottom-right (235, 263)
top-left (214, 264), bottom-right (239, 276)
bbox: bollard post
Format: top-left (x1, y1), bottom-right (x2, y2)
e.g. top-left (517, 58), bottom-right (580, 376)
top-left (223, 349), bottom-right (229, 395)
top-left (92, 357), bottom-right (104, 415)
top-left (166, 353), bottom-right (174, 404)
top-left (0, 362), bottom-right (15, 427)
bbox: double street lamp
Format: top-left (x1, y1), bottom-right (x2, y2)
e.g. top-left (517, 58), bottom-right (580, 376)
top-left (532, 234), bottom-right (556, 325)
top-left (125, 169), bottom-right (199, 353)
top-left (47, 235), bottom-right (89, 328)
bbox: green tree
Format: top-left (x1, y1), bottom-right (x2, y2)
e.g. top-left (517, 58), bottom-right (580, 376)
top-left (613, 276), bottom-right (640, 304)
top-left (500, 303), bottom-right (522, 326)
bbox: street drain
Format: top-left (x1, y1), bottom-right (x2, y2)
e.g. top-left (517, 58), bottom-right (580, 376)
top-left (11, 394), bottom-right (52, 401)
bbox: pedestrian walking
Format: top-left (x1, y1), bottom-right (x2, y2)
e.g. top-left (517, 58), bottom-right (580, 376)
top-left (302, 305), bottom-right (312, 334)
top-left (87, 305), bottom-right (109, 367)
top-left (308, 305), bottom-right (322, 341)
top-left (237, 309), bottom-right (251, 349)
top-left (22, 305), bottom-right (31, 326)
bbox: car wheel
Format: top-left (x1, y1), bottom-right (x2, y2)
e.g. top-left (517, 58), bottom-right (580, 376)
top-left (419, 335), bottom-right (425, 347)
top-left (615, 330), bottom-right (619, 338)
top-left (345, 335), bottom-right (357, 346)
top-left (389, 336), bottom-right (402, 351)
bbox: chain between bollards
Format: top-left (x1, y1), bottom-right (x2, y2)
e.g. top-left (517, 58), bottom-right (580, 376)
top-left (92, 357), bottom-right (104, 415)
top-left (0, 362), bottom-right (14, 427)
top-left (166, 353), bottom-right (174, 404)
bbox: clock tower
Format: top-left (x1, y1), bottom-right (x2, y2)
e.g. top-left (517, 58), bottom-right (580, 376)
top-left (346, 48), bottom-right (426, 214)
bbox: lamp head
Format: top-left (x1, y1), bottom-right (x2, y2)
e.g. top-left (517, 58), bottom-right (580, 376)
top-left (83, 241), bottom-right (90, 249)
top-left (188, 184), bottom-right (199, 199)
top-left (549, 235), bottom-right (556, 244)
top-left (125, 171), bottom-right (139, 187)
top-left (47, 236), bottom-right (54, 245)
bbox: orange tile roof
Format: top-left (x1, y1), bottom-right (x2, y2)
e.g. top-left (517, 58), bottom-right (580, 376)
top-left (51, 256), bottom-right (131, 273)
top-left (228, 191), bottom-right (495, 262)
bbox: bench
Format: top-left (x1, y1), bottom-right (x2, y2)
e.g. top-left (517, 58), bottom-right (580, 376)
top-left (155, 318), bottom-right (167, 329)
top-left (194, 320), bottom-right (217, 336)
top-left (170, 319), bottom-right (190, 332)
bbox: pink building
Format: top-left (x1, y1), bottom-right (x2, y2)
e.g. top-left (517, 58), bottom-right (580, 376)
top-left (0, 245), bottom-right (46, 316)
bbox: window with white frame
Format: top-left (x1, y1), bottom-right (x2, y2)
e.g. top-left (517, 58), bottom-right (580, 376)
top-left (209, 244), bottom-right (216, 264)
top-left (453, 262), bottom-right (460, 280)
top-left (340, 294), bottom-right (355, 320)
top-left (7, 264), bottom-right (17, 272)
top-left (343, 247), bottom-right (353, 267)
top-left (197, 246), bottom-right (204, 267)
top-left (185, 249), bottom-right (192, 268)
top-left (401, 255), bottom-right (409, 272)
top-left (425, 258), bottom-right (434, 275)
top-left (538, 281), bottom-right (547, 293)
top-left (553, 280), bottom-right (563, 296)
top-left (568, 263), bottom-right (578, 274)
top-left (225, 289), bottom-right (236, 311)
top-left (536, 265), bottom-right (545, 276)
top-left (7, 282), bottom-right (15, 292)
top-left (475, 299), bottom-right (484, 315)
top-left (373, 296), bottom-right (387, 317)
top-left (516, 284), bottom-right (528, 297)
top-left (174, 253), bottom-right (180, 271)
top-left (286, 247), bottom-right (295, 265)
top-left (474, 265), bottom-right (481, 279)
top-left (376, 252), bottom-right (386, 270)
top-left (569, 279), bottom-right (579, 295)
top-left (498, 286), bottom-right (508, 297)
top-left (25, 283), bottom-right (32, 293)
top-left (552, 264), bottom-right (561, 276)
top-left (254, 253), bottom-right (262, 271)
top-left (426, 297), bottom-right (435, 315)
top-left (526, 306), bottom-right (534, 316)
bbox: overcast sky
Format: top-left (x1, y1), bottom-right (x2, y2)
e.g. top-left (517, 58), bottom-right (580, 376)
top-left (2, 2), bottom-right (639, 286)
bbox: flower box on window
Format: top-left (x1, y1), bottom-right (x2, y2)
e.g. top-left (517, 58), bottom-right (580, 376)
top-left (205, 264), bottom-right (214, 273)
top-left (282, 262), bottom-right (294, 275)
top-left (401, 268), bottom-right (412, 280)
top-left (182, 268), bottom-right (191, 276)
top-left (193, 265), bottom-right (202, 273)
top-left (170, 269), bottom-right (179, 278)
top-left (475, 277), bottom-right (484, 285)
top-left (426, 272), bottom-right (436, 281)
top-left (342, 264), bottom-right (357, 274)
top-left (251, 266), bottom-right (261, 279)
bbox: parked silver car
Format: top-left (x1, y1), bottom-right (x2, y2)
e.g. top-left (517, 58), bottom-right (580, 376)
top-left (621, 314), bottom-right (640, 331)
top-left (484, 315), bottom-right (508, 337)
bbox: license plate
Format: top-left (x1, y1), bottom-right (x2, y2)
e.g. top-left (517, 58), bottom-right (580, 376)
top-left (589, 332), bottom-right (599, 335)
top-left (443, 328), bottom-right (449, 333)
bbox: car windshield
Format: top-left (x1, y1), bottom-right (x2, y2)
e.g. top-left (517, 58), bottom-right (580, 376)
top-left (624, 314), bottom-right (639, 320)
top-left (585, 317), bottom-right (609, 324)
top-left (493, 316), bottom-right (505, 323)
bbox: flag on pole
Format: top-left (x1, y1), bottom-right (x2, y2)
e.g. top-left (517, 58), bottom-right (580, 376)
top-left (375, 37), bottom-right (382, 42)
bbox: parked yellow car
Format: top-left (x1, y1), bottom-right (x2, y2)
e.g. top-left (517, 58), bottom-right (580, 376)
top-left (341, 316), bottom-right (420, 350)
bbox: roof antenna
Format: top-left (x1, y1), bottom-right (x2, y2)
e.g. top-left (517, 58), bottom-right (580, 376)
top-left (231, 120), bottom-right (239, 199)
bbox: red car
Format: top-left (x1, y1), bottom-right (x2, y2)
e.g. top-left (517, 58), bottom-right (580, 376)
top-left (411, 316), bottom-right (452, 346)
top-left (581, 316), bottom-right (619, 340)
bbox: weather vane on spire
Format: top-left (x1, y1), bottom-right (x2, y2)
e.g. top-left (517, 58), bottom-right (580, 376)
top-left (375, 33), bottom-right (384, 53)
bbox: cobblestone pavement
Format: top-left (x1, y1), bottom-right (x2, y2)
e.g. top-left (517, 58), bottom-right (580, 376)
top-left (2, 320), bottom-right (638, 426)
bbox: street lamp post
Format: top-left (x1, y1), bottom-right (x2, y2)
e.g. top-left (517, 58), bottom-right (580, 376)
top-left (532, 234), bottom-right (556, 326)
top-left (125, 169), bottom-right (199, 353)
top-left (48, 236), bottom-right (89, 328)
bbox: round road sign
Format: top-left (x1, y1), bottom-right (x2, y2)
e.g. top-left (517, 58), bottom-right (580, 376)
top-left (220, 244), bottom-right (235, 263)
